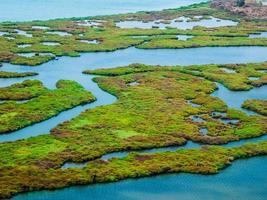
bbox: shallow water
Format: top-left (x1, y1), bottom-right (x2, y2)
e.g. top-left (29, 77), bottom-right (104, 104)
top-left (116, 17), bottom-right (237, 30)
top-left (186, 100), bottom-right (201, 107)
top-left (199, 127), bottom-right (208, 135)
top-left (221, 68), bottom-right (236, 74)
top-left (17, 53), bottom-right (36, 58)
top-left (176, 35), bottom-right (194, 41)
top-left (14, 156), bottom-right (267, 200)
top-left (0, 45), bottom-right (266, 198)
top-left (249, 32), bottom-right (267, 38)
top-left (0, 31), bottom-right (8, 36)
top-left (128, 81), bottom-right (140, 86)
top-left (77, 20), bottom-right (103, 27)
top-left (32, 26), bottom-right (50, 30)
top-left (0, 0), bottom-right (207, 22)
top-left (46, 31), bottom-right (72, 36)
top-left (17, 44), bottom-right (32, 48)
top-left (79, 39), bottom-right (100, 44)
top-left (212, 82), bottom-right (267, 114)
top-left (14, 29), bottom-right (33, 37)
top-left (248, 76), bottom-right (260, 81)
top-left (41, 42), bottom-right (60, 46)
top-left (17, 53), bottom-right (55, 58)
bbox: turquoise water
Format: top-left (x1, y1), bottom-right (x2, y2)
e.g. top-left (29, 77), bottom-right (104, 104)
top-left (116, 17), bottom-right (237, 30)
top-left (0, 0), bottom-right (206, 22)
top-left (1, 46), bottom-right (267, 142)
top-left (13, 156), bottom-right (267, 200)
top-left (0, 46), bottom-right (266, 199)
top-left (212, 83), bottom-right (267, 114)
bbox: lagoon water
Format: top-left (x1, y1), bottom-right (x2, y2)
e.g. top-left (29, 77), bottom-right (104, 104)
top-left (1, 0), bottom-right (267, 198)
top-left (0, 0), bottom-right (206, 22)
top-left (116, 17), bottom-right (237, 30)
top-left (212, 83), bottom-right (267, 115)
top-left (0, 46), bottom-right (266, 199)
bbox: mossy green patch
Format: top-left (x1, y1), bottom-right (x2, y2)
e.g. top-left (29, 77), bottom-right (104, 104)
top-left (0, 80), bottom-right (47, 100)
top-left (242, 99), bottom-right (267, 116)
top-left (0, 80), bottom-right (96, 133)
top-left (0, 64), bottom-right (266, 198)
top-left (0, 71), bottom-right (38, 78)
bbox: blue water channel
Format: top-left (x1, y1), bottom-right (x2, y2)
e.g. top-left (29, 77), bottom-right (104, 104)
top-left (0, 46), bottom-right (266, 199)
top-left (1, 46), bottom-right (267, 142)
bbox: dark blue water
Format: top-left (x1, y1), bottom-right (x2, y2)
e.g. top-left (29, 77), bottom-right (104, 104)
top-left (0, 0), bottom-right (206, 22)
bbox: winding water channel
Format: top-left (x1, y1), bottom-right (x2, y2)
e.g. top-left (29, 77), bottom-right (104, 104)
top-left (0, 46), bottom-right (266, 199)
top-left (1, 46), bottom-right (267, 142)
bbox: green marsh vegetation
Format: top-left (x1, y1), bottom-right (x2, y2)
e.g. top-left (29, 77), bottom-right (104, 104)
top-left (0, 1), bottom-right (267, 198)
top-left (0, 66), bottom-right (266, 198)
top-left (85, 62), bottom-right (267, 91)
top-left (0, 71), bottom-right (38, 78)
top-left (181, 62), bottom-right (267, 90)
top-left (0, 80), bottom-right (95, 133)
top-left (0, 80), bottom-right (47, 100)
top-left (242, 100), bottom-right (267, 116)
top-left (0, 2), bottom-right (267, 66)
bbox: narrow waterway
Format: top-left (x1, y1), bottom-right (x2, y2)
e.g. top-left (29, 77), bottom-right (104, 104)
top-left (62, 134), bottom-right (267, 169)
top-left (0, 46), bottom-right (266, 199)
top-left (1, 46), bottom-right (267, 142)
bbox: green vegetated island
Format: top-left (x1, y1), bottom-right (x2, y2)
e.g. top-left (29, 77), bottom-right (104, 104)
top-left (0, 1), bottom-right (266, 67)
top-left (0, 1), bottom-right (266, 198)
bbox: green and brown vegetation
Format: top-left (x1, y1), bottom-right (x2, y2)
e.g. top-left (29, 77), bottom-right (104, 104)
top-left (0, 71), bottom-right (38, 78)
top-left (242, 99), bottom-right (267, 115)
top-left (0, 2), bottom-right (266, 198)
top-left (0, 80), bottom-right (47, 100)
top-left (85, 62), bottom-right (267, 91)
top-left (0, 2), bottom-right (267, 66)
top-left (0, 80), bottom-right (95, 133)
top-left (182, 62), bottom-right (267, 90)
top-left (138, 35), bottom-right (267, 49)
top-left (0, 65), bottom-right (266, 198)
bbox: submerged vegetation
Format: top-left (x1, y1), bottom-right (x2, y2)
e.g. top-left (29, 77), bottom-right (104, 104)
top-left (0, 80), bottom-right (95, 133)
